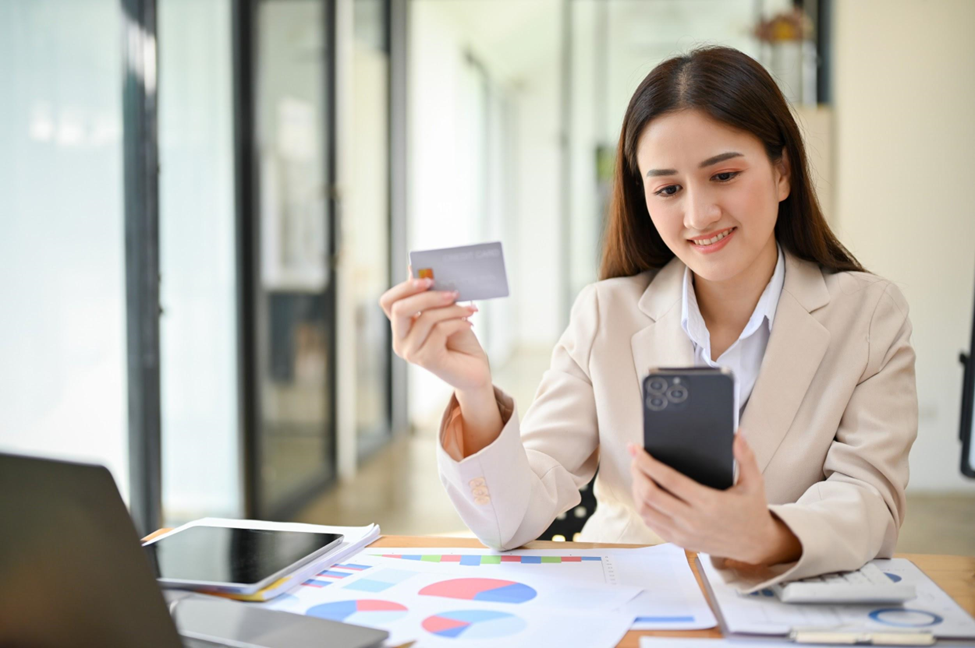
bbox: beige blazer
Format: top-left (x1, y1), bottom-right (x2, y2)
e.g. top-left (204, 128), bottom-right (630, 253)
top-left (436, 250), bottom-right (917, 587)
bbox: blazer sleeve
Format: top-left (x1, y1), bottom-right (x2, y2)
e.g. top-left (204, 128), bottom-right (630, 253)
top-left (754, 282), bottom-right (918, 590)
top-left (435, 284), bottom-right (601, 550)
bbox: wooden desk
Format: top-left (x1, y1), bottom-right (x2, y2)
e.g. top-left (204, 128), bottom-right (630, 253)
top-left (146, 530), bottom-right (975, 648)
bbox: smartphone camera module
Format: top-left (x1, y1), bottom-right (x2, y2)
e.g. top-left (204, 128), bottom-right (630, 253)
top-left (647, 394), bottom-right (668, 411)
top-left (667, 385), bottom-right (688, 403)
top-left (647, 378), bottom-right (668, 394)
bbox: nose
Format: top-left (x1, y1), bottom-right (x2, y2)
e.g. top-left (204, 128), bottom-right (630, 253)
top-left (683, 187), bottom-right (721, 232)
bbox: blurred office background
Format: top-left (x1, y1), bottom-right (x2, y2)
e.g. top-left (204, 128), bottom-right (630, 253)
top-left (1, 0), bottom-right (973, 554)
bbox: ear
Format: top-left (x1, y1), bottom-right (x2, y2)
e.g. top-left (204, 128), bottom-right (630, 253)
top-left (775, 147), bottom-right (791, 202)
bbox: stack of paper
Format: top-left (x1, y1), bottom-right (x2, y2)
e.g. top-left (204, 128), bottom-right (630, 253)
top-left (255, 543), bottom-right (716, 647)
top-left (146, 518), bottom-right (381, 602)
top-left (700, 555), bottom-right (975, 642)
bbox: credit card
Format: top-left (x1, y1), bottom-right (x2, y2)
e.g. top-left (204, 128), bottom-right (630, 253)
top-left (409, 241), bottom-right (509, 301)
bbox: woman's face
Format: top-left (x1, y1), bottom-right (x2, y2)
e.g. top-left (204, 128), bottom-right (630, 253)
top-left (635, 109), bottom-right (790, 283)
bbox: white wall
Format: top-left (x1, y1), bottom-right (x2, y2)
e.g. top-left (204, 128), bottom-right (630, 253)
top-left (512, 56), bottom-right (564, 346)
top-left (833, 0), bottom-right (975, 491)
top-left (0, 0), bottom-right (129, 498)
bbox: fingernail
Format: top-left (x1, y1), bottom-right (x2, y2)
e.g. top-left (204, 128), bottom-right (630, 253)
top-left (469, 305), bottom-right (479, 313)
top-left (626, 443), bottom-right (636, 456)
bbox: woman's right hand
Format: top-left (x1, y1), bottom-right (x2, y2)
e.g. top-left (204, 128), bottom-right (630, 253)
top-left (379, 271), bottom-right (492, 393)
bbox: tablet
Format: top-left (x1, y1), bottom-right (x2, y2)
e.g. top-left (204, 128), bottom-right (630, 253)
top-left (144, 525), bottom-right (343, 594)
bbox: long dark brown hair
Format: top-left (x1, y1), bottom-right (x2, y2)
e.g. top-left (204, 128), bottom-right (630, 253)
top-left (600, 46), bottom-right (863, 279)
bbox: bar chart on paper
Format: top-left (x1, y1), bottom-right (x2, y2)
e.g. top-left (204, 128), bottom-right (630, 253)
top-left (263, 549), bottom-right (637, 648)
top-left (301, 563), bottom-right (373, 589)
top-left (260, 544), bottom-right (723, 647)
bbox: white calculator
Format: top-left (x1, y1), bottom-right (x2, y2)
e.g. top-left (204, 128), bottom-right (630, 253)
top-left (773, 562), bottom-right (916, 604)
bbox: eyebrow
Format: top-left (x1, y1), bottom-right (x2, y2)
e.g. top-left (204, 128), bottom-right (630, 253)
top-left (645, 151), bottom-right (744, 178)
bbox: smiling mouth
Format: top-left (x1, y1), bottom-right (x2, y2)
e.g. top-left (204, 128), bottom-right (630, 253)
top-left (689, 227), bottom-right (736, 246)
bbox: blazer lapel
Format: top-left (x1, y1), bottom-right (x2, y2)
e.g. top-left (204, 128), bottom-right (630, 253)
top-left (740, 252), bottom-right (831, 472)
top-left (631, 257), bottom-right (695, 391)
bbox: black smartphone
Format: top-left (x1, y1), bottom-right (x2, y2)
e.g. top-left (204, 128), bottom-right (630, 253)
top-left (642, 366), bottom-right (735, 490)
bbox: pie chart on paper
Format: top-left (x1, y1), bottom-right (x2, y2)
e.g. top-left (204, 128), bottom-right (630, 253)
top-left (418, 578), bottom-right (537, 604)
top-left (422, 610), bottom-right (527, 639)
top-left (305, 599), bottom-right (408, 625)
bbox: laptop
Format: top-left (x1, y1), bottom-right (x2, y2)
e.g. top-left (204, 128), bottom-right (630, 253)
top-left (0, 451), bottom-right (388, 648)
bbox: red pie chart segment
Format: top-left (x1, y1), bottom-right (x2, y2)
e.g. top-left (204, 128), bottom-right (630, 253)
top-left (418, 578), bottom-right (537, 604)
top-left (422, 611), bottom-right (528, 639)
top-left (423, 615), bottom-right (471, 634)
top-left (305, 599), bottom-right (408, 625)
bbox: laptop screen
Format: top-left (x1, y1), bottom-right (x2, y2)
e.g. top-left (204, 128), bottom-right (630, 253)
top-left (0, 452), bottom-right (184, 648)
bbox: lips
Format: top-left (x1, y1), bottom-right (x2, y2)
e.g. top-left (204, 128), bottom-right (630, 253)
top-left (689, 227), bottom-right (736, 247)
top-left (687, 226), bottom-right (737, 254)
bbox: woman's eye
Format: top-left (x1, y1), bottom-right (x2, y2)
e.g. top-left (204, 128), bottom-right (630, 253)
top-left (714, 171), bottom-right (740, 182)
top-left (653, 172), bottom-right (738, 197)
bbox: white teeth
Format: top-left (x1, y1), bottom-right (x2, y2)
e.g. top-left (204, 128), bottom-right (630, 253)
top-left (692, 229), bottom-right (733, 246)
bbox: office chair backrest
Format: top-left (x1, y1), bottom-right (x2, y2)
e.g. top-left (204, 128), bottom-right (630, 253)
top-left (0, 452), bottom-right (183, 648)
top-left (543, 472), bottom-right (598, 541)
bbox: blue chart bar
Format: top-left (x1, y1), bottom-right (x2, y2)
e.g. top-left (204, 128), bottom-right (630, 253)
top-left (319, 570), bottom-right (351, 579)
top-left (303, 562), bottom-right (373, 588)
top-left (635, 616), bottom-right (696, 623)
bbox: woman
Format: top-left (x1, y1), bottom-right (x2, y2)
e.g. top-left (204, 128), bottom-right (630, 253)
top-left (379, 46), bottom-right (917, 587)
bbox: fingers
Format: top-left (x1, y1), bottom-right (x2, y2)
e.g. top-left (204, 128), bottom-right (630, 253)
top-left (379, 276), bottom-right (435, 319)
top-left (733, 433), bottom-right (762, 491)
top-left (637, 501), bottom-right (681, 542)
top-left (388, 289), bottom-right (460, 342)
top-left (627, 443), bottom-right (709, 506)
top-left (421, 318), bottom-right (473, 350)
top-left (401, 304), bottom-right (477, 356)
top-left (407, 318), bottom-right (474, 367)
top-left (629, 455), bottom-right (691, 519)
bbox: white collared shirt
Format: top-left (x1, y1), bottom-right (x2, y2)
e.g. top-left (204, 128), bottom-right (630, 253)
top-left (680, 244), bottom-right (786, 429)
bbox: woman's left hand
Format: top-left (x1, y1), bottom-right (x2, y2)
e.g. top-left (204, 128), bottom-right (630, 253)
top-left (627, 433), bottom-right (802, 566)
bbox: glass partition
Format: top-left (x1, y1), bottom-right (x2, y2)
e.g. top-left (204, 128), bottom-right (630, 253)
top-left (0, 0), bottom-right (129, 498)
top-left (158, 0), bottom-right (241, 524)
top-left (254, 0), bottom-right (336, 515)
top-left (351, 0), bottom-right (392, 458)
